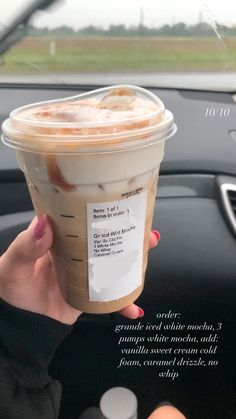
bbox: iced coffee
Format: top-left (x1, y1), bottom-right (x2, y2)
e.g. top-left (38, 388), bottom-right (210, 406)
top-left (1, 86), bottom-right (176, 313)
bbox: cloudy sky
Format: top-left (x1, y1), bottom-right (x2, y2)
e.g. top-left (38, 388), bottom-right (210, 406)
top-left (0, 0), bottom-right (235, 30)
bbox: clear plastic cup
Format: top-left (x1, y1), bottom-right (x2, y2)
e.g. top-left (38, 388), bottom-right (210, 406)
top-left (1, 85), bottom-right (176, 313)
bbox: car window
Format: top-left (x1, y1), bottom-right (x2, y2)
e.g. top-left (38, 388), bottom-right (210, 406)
top-left (0, 0), bottom-right (235, 90)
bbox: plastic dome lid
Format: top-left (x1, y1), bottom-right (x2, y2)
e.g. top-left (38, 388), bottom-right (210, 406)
top-left (2, 85), bottom-right (176, 153)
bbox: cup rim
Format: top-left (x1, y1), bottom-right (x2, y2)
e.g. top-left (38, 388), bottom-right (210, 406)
top-left (1, 85), bottom-right (177, 153)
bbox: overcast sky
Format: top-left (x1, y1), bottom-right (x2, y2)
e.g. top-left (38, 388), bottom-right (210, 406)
top-left (0, 0), bottom-right (236, 30)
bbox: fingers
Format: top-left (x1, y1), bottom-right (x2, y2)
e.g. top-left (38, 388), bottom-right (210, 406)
top-left (148, 405), bottom-right (186, 419)
top-left (2, 215), bottom-right (53, 268)
top-left (149, 230), bottom-right (161, 249)
top-left (118, 304), bottom-right (144, 319)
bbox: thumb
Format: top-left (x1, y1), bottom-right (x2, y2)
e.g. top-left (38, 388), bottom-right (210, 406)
top-left (148, 406), bottom-right (186, 419)
top-left (4, 215), bottom-right (53, 266)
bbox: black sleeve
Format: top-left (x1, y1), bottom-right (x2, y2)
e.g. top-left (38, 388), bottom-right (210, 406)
top-left (0, 298), bottom-right (73, 419)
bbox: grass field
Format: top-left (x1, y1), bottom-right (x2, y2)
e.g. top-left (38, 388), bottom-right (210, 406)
top-left (1, 37), bottom-right (236, 75)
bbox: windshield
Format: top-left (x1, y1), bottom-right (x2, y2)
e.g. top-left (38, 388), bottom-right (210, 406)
top-left (0, 0), bottom-right (235, 90)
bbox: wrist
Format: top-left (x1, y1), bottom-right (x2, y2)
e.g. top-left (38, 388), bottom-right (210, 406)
top-left (0, 298), bottom-right (73, 388)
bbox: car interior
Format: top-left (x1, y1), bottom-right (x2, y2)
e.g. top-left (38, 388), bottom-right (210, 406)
top-left (0, 84), bottom-right (236, 419)
top-left (0, 0), bottom-right (236, 419)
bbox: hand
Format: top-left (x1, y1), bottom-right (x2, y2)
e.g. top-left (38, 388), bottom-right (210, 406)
top-left (0, 215), bottom-right (160, 325)
top-left (148, 403), bottom-right (186, 419)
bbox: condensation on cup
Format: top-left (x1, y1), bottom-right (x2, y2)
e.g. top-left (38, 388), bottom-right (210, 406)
top-left (1, 86), bottom-right (177, 313)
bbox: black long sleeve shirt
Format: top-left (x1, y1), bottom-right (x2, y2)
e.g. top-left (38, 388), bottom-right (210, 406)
top-left (0, 298), bottom-right (73, 419)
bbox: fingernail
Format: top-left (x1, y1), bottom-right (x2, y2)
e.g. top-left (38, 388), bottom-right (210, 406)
top-left (156, 401), bottom-right (175, 408)
top-left (152, 230), bottom-right (161, 241)
top-left (33, 215), bottom-right (46, 240)
top-left (138, 307), bottom-right (144, 317)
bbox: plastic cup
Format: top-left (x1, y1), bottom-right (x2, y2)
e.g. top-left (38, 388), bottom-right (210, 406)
top-left (1, 85), bottom-right (176, 313)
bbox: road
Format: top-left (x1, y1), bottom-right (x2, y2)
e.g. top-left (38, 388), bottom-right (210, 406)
top-left (0, 72), bottom-right (235, 91)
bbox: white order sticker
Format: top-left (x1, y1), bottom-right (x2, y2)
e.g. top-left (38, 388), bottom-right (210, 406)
top-left (87, 190), bottom-right (148, 302)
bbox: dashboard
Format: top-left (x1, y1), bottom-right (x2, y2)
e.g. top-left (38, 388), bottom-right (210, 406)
top-left (0, 85), bottom-right (236, 419)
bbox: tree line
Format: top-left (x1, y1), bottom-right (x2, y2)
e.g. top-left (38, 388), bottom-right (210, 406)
top-left (24, 22), bottom-right (236, 37)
